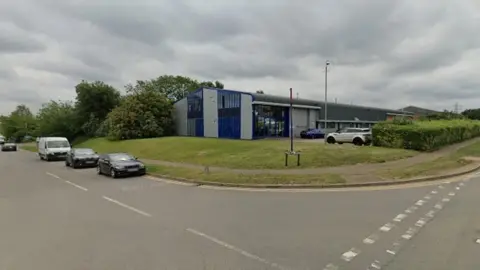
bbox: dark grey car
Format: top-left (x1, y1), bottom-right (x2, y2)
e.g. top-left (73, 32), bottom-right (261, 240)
top-left (96, 153), bottom-right (146, 178)
top-left (65, 148), bottom-right (99, 168)
top-left (1, 143), bottom-right (17, 152)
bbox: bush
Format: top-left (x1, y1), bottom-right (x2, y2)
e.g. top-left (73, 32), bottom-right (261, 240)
top-left (373, 120), bottom-right (480, 151)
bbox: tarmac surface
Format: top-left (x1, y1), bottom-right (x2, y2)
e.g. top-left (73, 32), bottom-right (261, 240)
top-left (1, 149), bottom-right (478, 270)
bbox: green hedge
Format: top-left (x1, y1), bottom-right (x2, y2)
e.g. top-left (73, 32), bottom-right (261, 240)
top-left (372, 120), bottom-right (480, 151)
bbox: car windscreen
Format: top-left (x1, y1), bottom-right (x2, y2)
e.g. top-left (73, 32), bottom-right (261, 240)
top-left (109, 154), bottom-right (135, 161)
top-left (46, 140), bottom-right (70, 148)
top-left (75, 149), bottom-right (95, 155)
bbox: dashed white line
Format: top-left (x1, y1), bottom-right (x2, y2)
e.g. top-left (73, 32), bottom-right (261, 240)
top-left (102, 196), bottom-right (152, 217)
top-left (459, 182), bottom-right (465, 186)
top-left (431, 189), bottom-right (439, 193)
top-left (380, 223), bottom-right (395, 232)
top-left (386, 249), bottom-right (396, 255)
top-left (415, 218), bottom-right (427, 227)
top-left (405, 206), bottom-right (417, 213)
top-left (65, 181), bottom-right (88, 191)
top-left (455, 187), bottom-right (460, 190)
top-left (476, 239), bottom-right (480, 244)
top-left (341, 248), bottom-right (361, 262)
top-left (46, 172), bottom-right (61, 179)
top-left (415, 199), bottom-right (426, 206)
top-left (393, 213), bottom-right (408, 222)
top-left (426, 210), bottom-right (435, 218)
top-left (363, 234), bottom-right (379, 244)
top-left (424, 195), bottom-right (432, 200)
top-left (402, 227), bottom-right (417, 240)
top-left (323, 263), bottom-right (339, 270)
top-left (449, 192), bottom-right (456, 196)
top-left (370, 260), bottom-right (381, 269)
top-left (434, 203), bottom-right (443, 210)
top-left (186, 228), bottom-right (288, 270)
top-left (442, 197), bottom-right (451, 202)
top-left (438, 185), bottom-right (445, 189)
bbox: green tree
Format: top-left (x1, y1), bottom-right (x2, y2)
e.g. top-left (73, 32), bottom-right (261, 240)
top-left (0, 105), bottom-right (37, 142)
top-left (462, 109), bottom-right (480, 120)
top-left (106, 81), bottom-right (175, 140)
top-left (74, 80), bottom-right (121, 136)
top-left (36, 101), bottom-right (79, 141)
top-left (125, 75), bottom-right (224, 102)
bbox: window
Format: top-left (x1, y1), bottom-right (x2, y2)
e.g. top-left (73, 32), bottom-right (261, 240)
top-left (47, 140), bottom-right (70, 148)
top-left (327, 122), bottom-right (336, 128)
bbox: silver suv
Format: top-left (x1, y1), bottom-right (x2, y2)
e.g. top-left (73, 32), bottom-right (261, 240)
top-left (325, 128), bottom-right (372, 146)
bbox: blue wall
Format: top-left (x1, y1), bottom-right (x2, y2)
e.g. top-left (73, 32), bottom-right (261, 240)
top-left (217, 90), bottom-right (241, 139)
top-left (187, 90), bottom-right (204, 137)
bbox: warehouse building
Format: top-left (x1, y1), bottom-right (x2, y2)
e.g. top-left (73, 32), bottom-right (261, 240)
top-left (174, 87), bottom-right (414, 139)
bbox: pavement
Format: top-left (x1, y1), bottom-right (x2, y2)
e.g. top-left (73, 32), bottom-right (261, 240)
top-left (1, 150), bottom-right (479, 270)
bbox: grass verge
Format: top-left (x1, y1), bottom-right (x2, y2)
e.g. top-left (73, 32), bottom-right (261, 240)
top-left (146, 165), bottom-right (346, 185)
top-left (20, 145), bottom-right (37, 152)
top-left (77, 137), bottom-right (417, 169)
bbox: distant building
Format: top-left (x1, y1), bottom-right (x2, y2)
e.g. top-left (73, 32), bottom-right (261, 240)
top-left (174, 87), bottom-right (414, 139)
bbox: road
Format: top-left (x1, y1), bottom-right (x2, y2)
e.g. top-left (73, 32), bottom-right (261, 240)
top-left (0, 149), bottom-right (478, 270)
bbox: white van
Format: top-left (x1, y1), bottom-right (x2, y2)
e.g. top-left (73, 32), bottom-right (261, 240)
top-left (38, 137), bottom-right (71, 161)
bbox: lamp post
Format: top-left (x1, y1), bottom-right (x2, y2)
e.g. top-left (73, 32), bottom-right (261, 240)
top-left (324, 60), bottom-right (330, 144)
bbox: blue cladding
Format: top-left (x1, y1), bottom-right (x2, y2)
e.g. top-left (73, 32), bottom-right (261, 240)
top-left (217, 90), bottom-right (241, 139)
top-left (187, 90), bottom-right (203, 137)
top-left (195, 118), bottom-right (204, 137)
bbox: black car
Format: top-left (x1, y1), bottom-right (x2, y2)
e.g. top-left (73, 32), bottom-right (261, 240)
top-left (97, 153), bottom-right (146, 178)
top-left (65, 148), bottom-right (99, 168)
top-left (1, 143), bottom-right (17, 152)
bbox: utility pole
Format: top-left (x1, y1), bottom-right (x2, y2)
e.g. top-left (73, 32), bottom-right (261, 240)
top-left (324, 60), bottom-right (330, 144)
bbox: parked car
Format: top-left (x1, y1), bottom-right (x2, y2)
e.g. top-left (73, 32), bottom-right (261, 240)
top-left (325, 128), bottom-right (372, 146)
top-left (38, 137), bottom-right (71, 161)
top-left (1, 142), bottom-right (17, 152)
top-left (65, 148), bottom-right (99, 168)
top-left (300, 128), bottom-right (325, 139)
top-left (97, 153), bottom-right (146, 178)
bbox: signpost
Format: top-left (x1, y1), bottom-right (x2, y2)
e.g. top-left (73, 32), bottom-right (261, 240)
top-left (285, 87), bottom-right (301, 166)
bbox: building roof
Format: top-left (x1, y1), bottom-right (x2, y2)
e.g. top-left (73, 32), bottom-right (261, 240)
top-left (252, 93), bottom-right (413, 115)
top-left (400, 106), bottom-right (439, 115)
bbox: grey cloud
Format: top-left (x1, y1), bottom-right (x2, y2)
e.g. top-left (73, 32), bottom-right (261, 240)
top-left (0, 22), bottom-right (46, 54)
top-left (30, 60), bottom-right (119, 83)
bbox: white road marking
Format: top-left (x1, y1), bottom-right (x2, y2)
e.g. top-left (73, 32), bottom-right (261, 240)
top-left (46, 172), bottom-right (61, 179)
top-left (455, 187), bottom-right (460, 190)
top-left (442, 197), bottom-right (451, 202)
top-left (380, 223), bottom-right (395, 232)
top-left (424, 195), bottom-right (431, 200)
top-left (186, 228), bottom-right (288, 270)
top-left (434, 203), bottom-right (443, 210)
top-left (426, 210), bottom-right (435, 218)
top-left (341, 248), bottom-right (361, 262)
top-left (102, 196), bottom-right (152, 217)
top-left (431, 190), bottom-right (438, 193)
top-left (323, 263), bottom-right (339, 270)
top-left (415, 218), bottom-right (427, 227)
top-left (402, 228), bottom-right (417, 240)
top-left (449, 192), bottom-right (456, 196)
top-left (459, 182), bottom-right (465, 186)
top-left (363, 234), bottom-right (379, 244)
top-left (415, 200), bottom-right (426, 206)
top-left (370, 260), bottom-right (381, 269)
top-left (476, 239), bottom-right (480, 244)
top-left (386, 250), bottom-right (396, 255)
top-left (438, 185), bottom-right (445, 189)
top-left (143, 175), bottom-right (193, 186)
top-left (65, 181), bottom-right (88, 191)
top-left (405, 206), bottom-right (417, 213)
top-left (393, 214), bottom-right (408, 222)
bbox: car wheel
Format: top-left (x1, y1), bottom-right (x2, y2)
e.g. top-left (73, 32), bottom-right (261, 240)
top-left (110, 168), bottom-right (117, 178)
top-left (65, 160), bottom-right (69, 167)
top-left (96, 166), bottom-right (102, 175)
top-left (45, 155), bottom-right (50, 162)
top-left (326, 136), bottom-right (336, 144)
top-left (353, 138), bottom-right (364, 146)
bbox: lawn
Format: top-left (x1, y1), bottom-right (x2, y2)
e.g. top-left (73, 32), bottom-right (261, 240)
top-left (20, 144), bottom-right (37, 152)
top-left (76, 137), bottom-right (417, 169)
top-left (147, 165), bottom-right (346, 185)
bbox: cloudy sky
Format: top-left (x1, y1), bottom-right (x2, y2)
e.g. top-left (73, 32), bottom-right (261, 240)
top-left (0, 0), bottom-right (479, 115)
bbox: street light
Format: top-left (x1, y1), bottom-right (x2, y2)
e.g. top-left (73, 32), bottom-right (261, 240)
top-left (324, 60), bottom-right (330, 144)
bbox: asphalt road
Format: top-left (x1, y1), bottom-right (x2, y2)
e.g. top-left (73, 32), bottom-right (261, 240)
top-left (0, 149), bottom-right (478, 270)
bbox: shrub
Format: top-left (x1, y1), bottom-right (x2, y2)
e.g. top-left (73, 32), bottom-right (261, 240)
top-left (373, 120), bottom-right (480, 151)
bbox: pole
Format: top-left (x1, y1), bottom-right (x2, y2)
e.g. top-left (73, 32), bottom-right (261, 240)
top-left (290, 87), bottom-right (294, 152)
top-left (324, 61), bottom-right (329, 144)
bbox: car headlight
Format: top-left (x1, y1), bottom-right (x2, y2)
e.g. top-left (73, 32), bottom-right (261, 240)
top-left (114, 165), bottom-right (124, 170)
top-left (139, 164), bottom-right (145, 168)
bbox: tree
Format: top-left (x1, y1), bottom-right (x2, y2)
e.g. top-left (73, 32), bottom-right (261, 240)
top-left (462, 109), bottom-right (480, 120)
top-left (106, 81), bottom-right (175, 140)
top-left (126, 75), bottom-right (224, 102)
top-left (74, 80), bottom-right (121, 136)
top-left (36, 101), bottom-right (79, 141)
top-left (256, 90), bottom-right (265, 94)
top-left (0, 105), bottom-right (37, 142)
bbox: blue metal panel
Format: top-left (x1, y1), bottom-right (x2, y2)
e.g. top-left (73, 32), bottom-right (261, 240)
top-left (218, 117), bottom-right (241, 139)
top-left (217, 91), bottom-right (241, 139)
top-left (195, 118), bottom-right (204, 137)
top-left (284, 107), bottom-right (290, 137)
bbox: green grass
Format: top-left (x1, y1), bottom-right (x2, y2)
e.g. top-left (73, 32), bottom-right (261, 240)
top-left (20, 144), bottom-right (37, 152)
top-left (76, 137), bottom-right (417, 169)
top-left (147, 165), bottom-right (346, 185)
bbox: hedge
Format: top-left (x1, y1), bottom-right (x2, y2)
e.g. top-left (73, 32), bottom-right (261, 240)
top-left (372, 120), bottom-right (480, 151)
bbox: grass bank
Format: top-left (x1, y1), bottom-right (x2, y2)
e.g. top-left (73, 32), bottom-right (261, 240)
top-left (20, 144), bottom-right (36, 152)
top-left (76, 137), bottom-right (417, 169)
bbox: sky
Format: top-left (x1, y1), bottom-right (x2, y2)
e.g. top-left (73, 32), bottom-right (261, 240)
top-left (0, 0), bottom-right (479, 115)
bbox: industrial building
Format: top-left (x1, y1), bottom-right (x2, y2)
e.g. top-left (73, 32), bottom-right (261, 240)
top-left (174, 87), bottom-right (414, 139)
